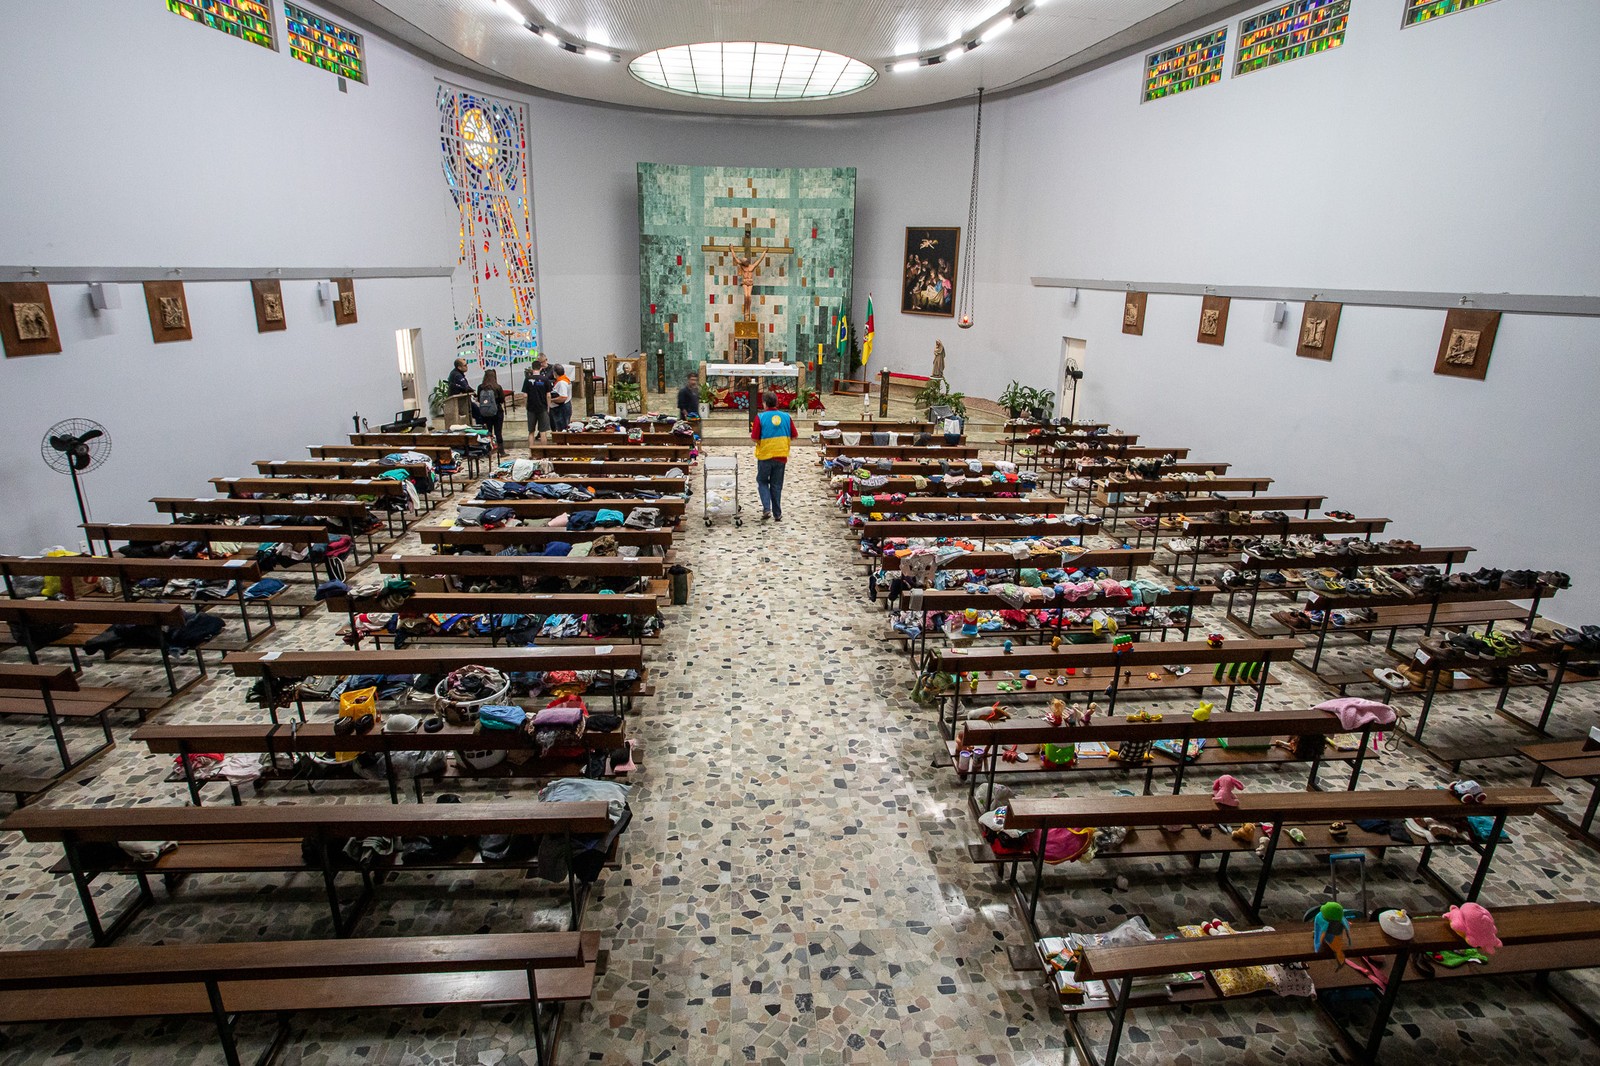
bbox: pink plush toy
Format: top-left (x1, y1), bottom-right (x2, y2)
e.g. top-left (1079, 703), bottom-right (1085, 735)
top-left (1445, 902), bottom-right (1502, 955)
top-left (1212, 774), bottom-right (1245, 807)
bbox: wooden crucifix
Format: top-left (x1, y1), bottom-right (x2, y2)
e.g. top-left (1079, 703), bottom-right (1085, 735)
top-left (701, 225), bottom-right (794, 319)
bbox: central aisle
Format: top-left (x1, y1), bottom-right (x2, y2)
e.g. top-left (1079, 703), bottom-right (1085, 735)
top-left (567, 445), bottom-right (1060, 1064)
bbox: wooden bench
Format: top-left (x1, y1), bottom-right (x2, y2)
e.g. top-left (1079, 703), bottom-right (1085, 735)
top-left (1067, 901), bottom-right (1600, 1066)
top-left (0, 599), bottom-right (203, 708)
top-left (820, 443), bottom-right (981, 461)
top-left (925, 638), bottom-right (1303, 737)
top-left (550, 430), bottom-right (691, 445)
top-left (1524, 736), bottom-right (1600, 849)
top-left (252, 457), bottom-right (447, 496)
top-left (0, 663), bottom-right (119, 779)
top-left (875, 546), bottom-right (1155, 581)
top-left (1118, 494), bottom-right (1329, 544)
top-left (957, 708), bottom-right (1379, 808)
top-left (1223, 544), bottom-right (1475, 633)
top-left (4, 799), bottom-right (617, 943)
top-left (377, 553), bottom-right (666, 597)
top-left (526, 443), bottom-right (692, 461)
top-left (327, 591), bottom-right (661, 651)
top-left (150, 498), bottom-right (383, 554)
top-left (896, 585), bottom-right (1216, 660)
top-left (136, 715), bottom-right (635, 805)
top-left (538, 458), bottom-right (691, 478)
top-left (484, 475), bottom-right (691, 494)
top-left (224, 645), bottom-right (649, 723)
top-left (1163, 517), bottom-right (1391, 583)
top-left (846, 496), bottom-right (1072, 518)
top-left (418, 526), bottom-right (674, 557)
top-left (860, 517), bottom-right (1103, 548)
top-left (309, 443), bottom-right (456, 465)
top-left (83, 520), bottom-right (350, 576)
top-left (349, 430), bottom-right (487, 475)
top-left (471, 497), bottom-right (685, 525)
top-left (0, 554), bottom-right (279, 647)
top-left (1004, 786), bottom-right (1558, 927)
top-left (0, 931), bottom-right (593, 1066)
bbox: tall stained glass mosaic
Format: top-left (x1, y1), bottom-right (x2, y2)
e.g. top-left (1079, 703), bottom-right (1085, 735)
top-left (1404, 0), bottom-right (1500, 27)
top-left (437, 85), bottom-right (540, 369)
top-left (167, 0), bottom-right (276, 51)
top-left (285, 3), bottom-right (366, 82)
top-left (1235, 1), bottom-right (1350, 76)
top-left (1143, 28), bottom-right (1227, 102)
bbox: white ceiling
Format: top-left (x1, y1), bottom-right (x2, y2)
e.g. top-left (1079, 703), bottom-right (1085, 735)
top-left (323, 0), bottom-right (1250, 115)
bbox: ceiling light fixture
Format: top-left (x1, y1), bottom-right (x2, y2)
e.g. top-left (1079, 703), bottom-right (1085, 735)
top-left (943, 47), bottom-right (965, 63)
top-left (492, 0), bottom-right (521, 18)
top-left (982, 16), bottom-right (1016, 42)
top-left (630, 42), bottom-right (877, 101)
top-left (582, 46), bottom-right (615, 63)
top-left (893, 2), bottom-right (1038, 71)
top-left (889, 60), bottom-right (917, 74)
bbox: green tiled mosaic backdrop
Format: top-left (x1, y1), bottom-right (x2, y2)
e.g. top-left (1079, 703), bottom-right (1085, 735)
top-left (638, 163), bottom-right (856, 385)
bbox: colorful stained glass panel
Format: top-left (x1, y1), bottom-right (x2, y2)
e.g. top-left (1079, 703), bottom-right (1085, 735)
top-left (285, 3), bottom-right (366, 82)
top-left (167, 0), bottom-right (275, 51)
top-left (1143, 29), bottom-right (1227, 103)
top-left (1404, 0), bottom-right (1501, 27)
top-left (438, 86), bottom-right (541, 370)
top-left (1235, 1), bottom-right (1350, 76)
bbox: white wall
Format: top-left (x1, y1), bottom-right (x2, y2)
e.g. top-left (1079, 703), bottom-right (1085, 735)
top-left (0, 1), bottom-right (456, 552)
top-left (967, 0), bottom-right (1600, 620)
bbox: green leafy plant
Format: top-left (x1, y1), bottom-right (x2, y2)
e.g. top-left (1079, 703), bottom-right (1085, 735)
top-left (610, 378), bottom-right (642, 412)
top-left (1030, 388), bottom-right (1057, 419)
top-left (789, 382), bottom-right (817, 414)
top-left (428, 379), bottom-right (451, 416)
top-left (913, 377), bottom-right (966, 419)
top-left (999, 381), bottom-right (1028, 416)
top-left (999, 381), bottom-right (1057, 420)
top-left (699, 380), bottom-right (714, 405)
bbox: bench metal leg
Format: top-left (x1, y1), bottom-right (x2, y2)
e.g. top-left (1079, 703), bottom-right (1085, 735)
top-left (1101, 971), bottom-right (1135, 1066)
top-left (206, 978), bottom-right (243, 1066)
top-left (527, 967), bottom-right (549, 1066)
top-left (1358, 949), bottom-right (1410, 1064)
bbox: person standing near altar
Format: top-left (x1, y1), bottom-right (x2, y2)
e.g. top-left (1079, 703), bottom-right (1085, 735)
top-left (751, 391), bottom-right (796, 522)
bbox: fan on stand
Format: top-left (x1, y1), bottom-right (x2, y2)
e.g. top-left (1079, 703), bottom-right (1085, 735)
top-left (1063, 359), bottom-right (1084, 424)
top-left (41, 419), bottom-right (112, 528)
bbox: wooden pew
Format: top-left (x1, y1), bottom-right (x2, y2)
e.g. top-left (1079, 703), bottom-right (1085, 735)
top-left (860, 517), bottom-right (1103, 548)
top-left (3, 800), bottom-right (615, 942)
top-left (469, 498), bottom-right (685, 526)
top-left (875, 546), bottom-right (1154, 580)
top-left (0, 663), bottom-right (118, 779)
top-left (377, 554), bottom-right (666, 600)
top-left (1005, 787), bottom-right (1559, 925)
top-left (309, 443), bottom-right (456, 464)
top-left (82, 521), bottom-right (348, 576)
top-left (418, 526), bottom-right (674, 557)
top-left (0, 600), bottom-right (203, 708)
top-left (925, 638), bottom-right (1302, 736)
top-left (551, 430), bottom-right (691, 445)
top-left (820, 443), bottom-right (981, 461)
top-left (350, 431), bottom-right (478, 448)
top-left (1068, 902), bottom-right (1600, 1066)
top-left (224, 645), bottom-right (649, 721)
top-left (0, 554), bottom-right (279, 646)
top-left (957, 708), bottom-right (1379, 808)
top-left (897, 585), bottom-right (1215, 659)
top-left (485, 475), bottom-right (690, 494)
top-left (1223, 544), bottom-right (1474, 633)
top-left (539, 459), bottom-right (691, 478)
top-left (252, 458), bottom-right (447, 495)
top-left (1162, 517), bottom-right (1391, 583)
top-left (0, 932), bottom-right (593, 1066)
top-left (526, 443), bottom-right (692, 461)
top-left (210, 476), bottom-right (413, 535)
top-left (847, 497), bottom-right (1071, 517)
top-left (1524, 737), bottom-right (1600, 849)
top-left (325, 592), bottom-right (662, 650)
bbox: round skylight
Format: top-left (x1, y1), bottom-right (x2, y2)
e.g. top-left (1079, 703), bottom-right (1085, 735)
top-left (629, 42), bottom-right (878, 102)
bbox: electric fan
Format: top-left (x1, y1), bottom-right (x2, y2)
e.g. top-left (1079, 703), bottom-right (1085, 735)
top-left (1063, 359), bottom-right (1084, 424)
top-left (41, 419), bottom-right (112, 528)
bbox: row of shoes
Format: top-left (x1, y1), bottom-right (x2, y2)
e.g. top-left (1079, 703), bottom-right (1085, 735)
top-left (1243, 538), bottom-right (1424, 561)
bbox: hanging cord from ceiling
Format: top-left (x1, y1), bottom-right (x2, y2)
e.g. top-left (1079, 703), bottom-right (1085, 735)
top-left (957, 87), bottom-right (983, 330)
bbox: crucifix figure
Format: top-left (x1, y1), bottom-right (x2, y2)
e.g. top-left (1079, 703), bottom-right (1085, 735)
top-left (731, 249), bottom-right (769, 318)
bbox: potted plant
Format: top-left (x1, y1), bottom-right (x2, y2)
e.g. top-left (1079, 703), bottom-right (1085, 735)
top-left (789, 382), bottom-right (817, 413)
top-left (999, 381), bottom-right (1029, 418)
top-left (912, 377), bottom-right (967, 420)
top-left (428, 379), bottom-right (451, 417)
top-left (1030, 388), bottom-right (1057, 421)
top-left (610, 378), bottom-right (642, 414)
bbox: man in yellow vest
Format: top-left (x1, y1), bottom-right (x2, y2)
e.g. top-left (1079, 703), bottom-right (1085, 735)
top-left (750, 391), bottom-right (797, 522)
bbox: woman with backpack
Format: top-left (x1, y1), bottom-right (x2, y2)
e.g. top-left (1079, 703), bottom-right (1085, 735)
top-left (474, 369), bottom-right (505, 453)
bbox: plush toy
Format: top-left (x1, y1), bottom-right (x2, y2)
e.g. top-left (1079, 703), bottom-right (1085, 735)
top-left (1449, 780), bottom-right (1487, 804)
top-left (1003, 639), bottom-right (1014, 654)
top-left (1445, 902), bottom-right (1502, 955)
top-left (1312, 901), bottom-right (1352, 965)
top-left (1051, 635), bottom-right (1063, 652)
top-left (1191, 700), bottom-right (1214, 722)
top-left (1212, 774), bottom-right (1245, 807)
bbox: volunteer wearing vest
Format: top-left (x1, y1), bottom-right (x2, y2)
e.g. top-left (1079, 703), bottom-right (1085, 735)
top-left (751, 391), bottom-right (797, 522)
top-left (549, 364), bottom-right (573, 431)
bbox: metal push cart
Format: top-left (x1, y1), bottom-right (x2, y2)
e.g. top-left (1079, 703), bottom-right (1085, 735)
top-left (703, 454), bottom-right (741, 527)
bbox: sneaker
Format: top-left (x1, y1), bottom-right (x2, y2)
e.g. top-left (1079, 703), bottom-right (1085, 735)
top-left (760, 511), bottom-right (771, 522)
top-left (773, 513), bottom-right (782, 522)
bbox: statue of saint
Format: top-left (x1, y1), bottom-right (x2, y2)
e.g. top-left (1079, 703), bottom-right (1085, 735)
top-left (931, 340), bottom-right (947, 380)
top-left (731, 251), bottom-right (769, 318)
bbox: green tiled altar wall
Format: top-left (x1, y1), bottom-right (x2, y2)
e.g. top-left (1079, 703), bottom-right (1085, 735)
top-left (638, 163), bottom-right (857, 386)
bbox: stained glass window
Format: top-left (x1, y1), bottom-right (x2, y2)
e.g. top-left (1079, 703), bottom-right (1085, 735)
top-left (285, 3), bottom-right (366, 82)
top-left (1404, 0), bottom-right (1500, 27)
top-left (167, 0), bottom-right (275, 51)
top-left (1143, 29), bottom-right (1228, 103)
top-left (1235, 1), bottom-right (1350, 76)
top-left (438, 86), bottom-right (541, 370)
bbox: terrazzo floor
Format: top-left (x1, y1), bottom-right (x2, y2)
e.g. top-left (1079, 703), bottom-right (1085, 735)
top-left (1, 441), bottom-right (1598, 1065)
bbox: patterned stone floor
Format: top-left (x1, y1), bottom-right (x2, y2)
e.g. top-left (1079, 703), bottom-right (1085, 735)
top-left (1, 443), bottom-right (1598, 1065)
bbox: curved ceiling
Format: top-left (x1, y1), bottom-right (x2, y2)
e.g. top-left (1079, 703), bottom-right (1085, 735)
top-left (324, 0), bottom-right (1249, 115)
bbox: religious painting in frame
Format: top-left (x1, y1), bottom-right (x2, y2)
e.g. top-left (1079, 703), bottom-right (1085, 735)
top-left (143, 280), bottom-right (193, 343)
top-left (1121, 291), bottom-right (1148, 336)
top-left (1197, 295), bottom-right (1230, 346)
top-left (252, 279), bottom-right (287, 333)
top-left (1296, 301), bottom-right (1341, 360)
top-left (0, 281), bottom-right (63, 357)
top-left (1433, 308), bottom-right (1500, 381)
top-left (334, 277), bottom-right (357, 325)
top-left (901, 226), bottom-right (959, 317)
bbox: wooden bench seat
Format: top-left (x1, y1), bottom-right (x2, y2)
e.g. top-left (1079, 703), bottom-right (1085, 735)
top-left (526, 443), bottom-right (692, 461)
top-left (326, 591), bottom-right (661, 650)
top-left (874, 547), bottom-right (1154, 579)
top-left (0, 599), bottom-right (202, 708)
top-left (1002, 786), bottom-right (1557, 927)
top-left (308, 443), bottom-right (456, 464)
top-left (861, 518), bottom-right (1102, 546)
top-left (820, 443), bottom-right (981, 461)
top-left (0, 931), bottom-right (592, 1066)
top-left (1062, 902), bottom-right (1600, 1066)
top-left (0, 664), bottom-right (118, 779)
top-left (4, 799), bottom-right (616, 944)
top-left (1222, 545), bottom-right (1475, 633)
top-left (419, 526), bottom-right (674, 554)
top-left (847, 496), bottom-right (1072, 517)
